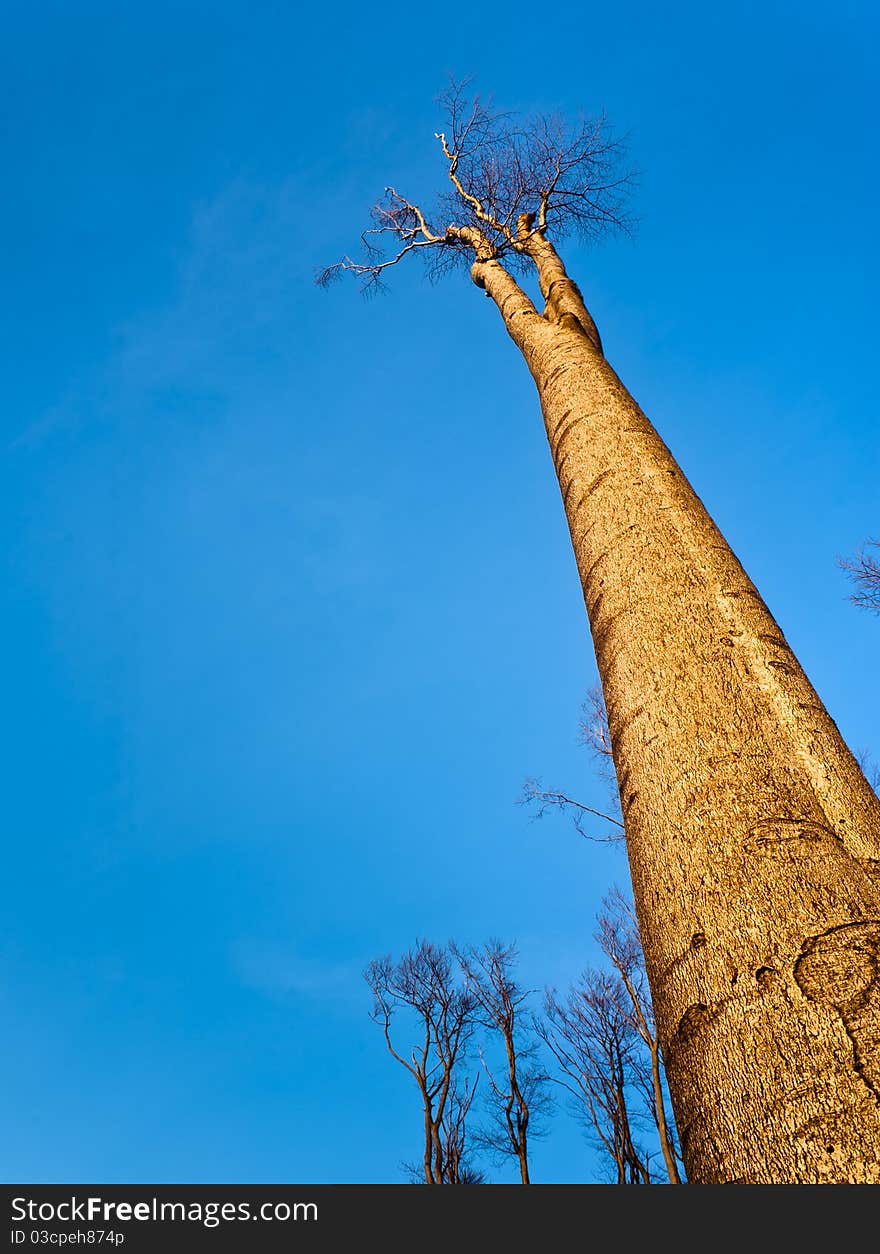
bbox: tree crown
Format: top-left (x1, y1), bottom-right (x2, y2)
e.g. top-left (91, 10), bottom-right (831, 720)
top-left (319, 81), bottom-right (634, 294)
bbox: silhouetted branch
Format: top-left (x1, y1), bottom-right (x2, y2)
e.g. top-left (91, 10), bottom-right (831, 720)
top-left (453, 940), bottom-right (552, 1182)
top-left (538, 970), bottom-right (652, 1183)
top-left (596, 888), bottom-right (682, 1182)
top-left (519, 778), bottom-right (625, 843)
top-left (365, 941), bottom-right (480, 1183)
top-left (578, 683), bottom-right (615, 765)
top-left (839, 539), bottom-right (880, 613)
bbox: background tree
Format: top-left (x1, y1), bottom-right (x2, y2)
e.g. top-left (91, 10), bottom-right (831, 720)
top-left (539, 969), bottom-right (653, 1183)
top-left (524, 691), bottom-right (680, 1178)
top-left (329, 83), bottom-right (880, 1182)
top-left (453, 940), bottom-right (551, 1183)
top-left (525, 691), bottom-right (682, 1179)
top-left (840, 539), bottom-right (880, 614)
top-left (365, 941), bottom-right (480, 1183)
top-left (535, 893), bottom-right (681, 1184)
top-left (596, 888), bottom-right (682, 1183)
top-left (839, 543), bottom-right (879, 794)
top-left (854, 752), bottom-right (880, 796)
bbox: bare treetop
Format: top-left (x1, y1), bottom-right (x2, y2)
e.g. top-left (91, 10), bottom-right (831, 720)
top-left (318, 81), bottom-right (633, 294)
top-left (365, 941), bottom-right (480, 1184)
top-left (839, 539), bottom-right (880, 614)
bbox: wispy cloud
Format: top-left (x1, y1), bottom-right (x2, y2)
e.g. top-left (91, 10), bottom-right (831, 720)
top-left (9, 177), bottom-right (310, 452)
top-left (113, 179), bottom-right (307, 393)
top-left (230, 938), bottom-right (364, 1007)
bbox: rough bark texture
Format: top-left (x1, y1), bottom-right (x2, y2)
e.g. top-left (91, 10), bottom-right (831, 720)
top-left (474, 246), bottom-right (880, 1183)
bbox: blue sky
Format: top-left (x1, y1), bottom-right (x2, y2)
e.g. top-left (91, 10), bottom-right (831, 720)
top-left (2, 0), bottom-right (878, 1183)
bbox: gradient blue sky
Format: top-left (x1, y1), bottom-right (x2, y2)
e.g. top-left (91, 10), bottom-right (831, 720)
top-left (3, 0), bottom-right (877, 1184)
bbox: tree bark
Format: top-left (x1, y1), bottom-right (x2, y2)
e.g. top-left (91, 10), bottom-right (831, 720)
top-left (475, 250), bottom-right (880, 1183)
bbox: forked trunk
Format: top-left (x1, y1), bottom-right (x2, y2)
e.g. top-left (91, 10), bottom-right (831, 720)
top-left (474, 249), bottom-right (880, 1183)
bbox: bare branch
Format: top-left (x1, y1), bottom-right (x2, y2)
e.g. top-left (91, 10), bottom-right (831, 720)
top-left (578, 683), bottom-right (615, 762)
top-left (435, 124), bottom-right (513, 244)
top-left (453, 940), bottom-right (552, 1182)
top-left (839, 539), bottom-right (880, 614)
top-left (538, 970), bottom-right (653, 1184)
top-left (519, 778), bottom-right (625, 842)
top-left (854, 748), bottom-right (880, 795)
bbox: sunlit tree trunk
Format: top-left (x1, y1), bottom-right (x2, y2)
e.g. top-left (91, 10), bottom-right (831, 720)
top-left (473, 245), bottom-right (880, 1183)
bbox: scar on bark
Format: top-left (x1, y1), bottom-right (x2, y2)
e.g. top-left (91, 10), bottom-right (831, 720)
top-left (675, 1001), bottom-right (721, 1045)
top-left (742, 818), bottom-right (844, 853)
top-left (794, 921), bottom-right (880, 1100)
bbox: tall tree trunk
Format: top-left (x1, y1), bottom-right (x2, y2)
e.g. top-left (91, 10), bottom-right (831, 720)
top-left (473, 249), bottom-right (880, 1183)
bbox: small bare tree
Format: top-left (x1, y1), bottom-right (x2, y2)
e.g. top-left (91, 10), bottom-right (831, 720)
top-left (839, 539), bottom-right (880, 613)
top-left (596, 888), bottom-right (682, 1183)
top-left (365, 941), bottom-right (480, 1183)
top-left (539, 969), bottom-right (652, 1183)
top-left (840, 543), bottom-right (879, 796)
top-left (453, 940), bottom-right (551, 1183)
top-left (854, 750), bottom-right (880, 795)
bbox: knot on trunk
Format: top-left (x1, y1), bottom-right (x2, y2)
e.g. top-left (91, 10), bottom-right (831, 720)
top-left (794, 921), bottom-right (880, 1100)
